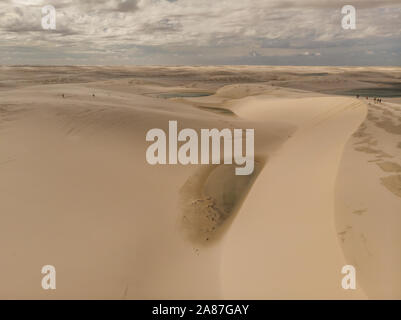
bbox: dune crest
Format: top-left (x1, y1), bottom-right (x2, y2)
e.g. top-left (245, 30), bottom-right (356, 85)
top-left (1, 66), bottom-right (401, 299)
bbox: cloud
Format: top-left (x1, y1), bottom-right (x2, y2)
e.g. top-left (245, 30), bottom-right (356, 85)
top-left (0, 0), bottom-right (400, 65)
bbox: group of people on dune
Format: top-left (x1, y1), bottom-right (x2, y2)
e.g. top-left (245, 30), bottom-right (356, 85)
top-left (356, 94), bottom-right (383, 103)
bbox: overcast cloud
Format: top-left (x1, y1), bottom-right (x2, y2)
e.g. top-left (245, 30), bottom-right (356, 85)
top-left (0, 0), bottom-right (400, 65)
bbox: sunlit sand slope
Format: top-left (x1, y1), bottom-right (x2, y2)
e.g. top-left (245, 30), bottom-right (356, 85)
top-left (336, 101), bottom-right (401, 299)
top-left (221, 96), bottom-right (368, 299)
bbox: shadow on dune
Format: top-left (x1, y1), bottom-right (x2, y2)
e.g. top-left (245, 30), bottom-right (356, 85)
top-left (179, 157), bottom-right (265, 246)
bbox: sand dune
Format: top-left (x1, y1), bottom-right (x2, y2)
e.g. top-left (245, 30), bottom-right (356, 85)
top-left (336, 100), bottom-right (401, 299)
top-left (221, 96), bottom-right (368, 299)
top-left (1, 66), bottom-right (401, 299)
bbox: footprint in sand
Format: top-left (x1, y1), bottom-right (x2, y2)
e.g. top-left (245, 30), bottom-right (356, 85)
top-left (338, 226), bottom-right (353, 243)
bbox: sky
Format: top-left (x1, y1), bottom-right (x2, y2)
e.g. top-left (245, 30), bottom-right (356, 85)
top-left (0, 0), bottom-right (400, 66)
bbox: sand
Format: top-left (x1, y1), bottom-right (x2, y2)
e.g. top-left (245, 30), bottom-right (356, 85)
top-left (335, 98), bottom-right (401, 299)
top-left (0, 66), bottom-right (401, 299)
